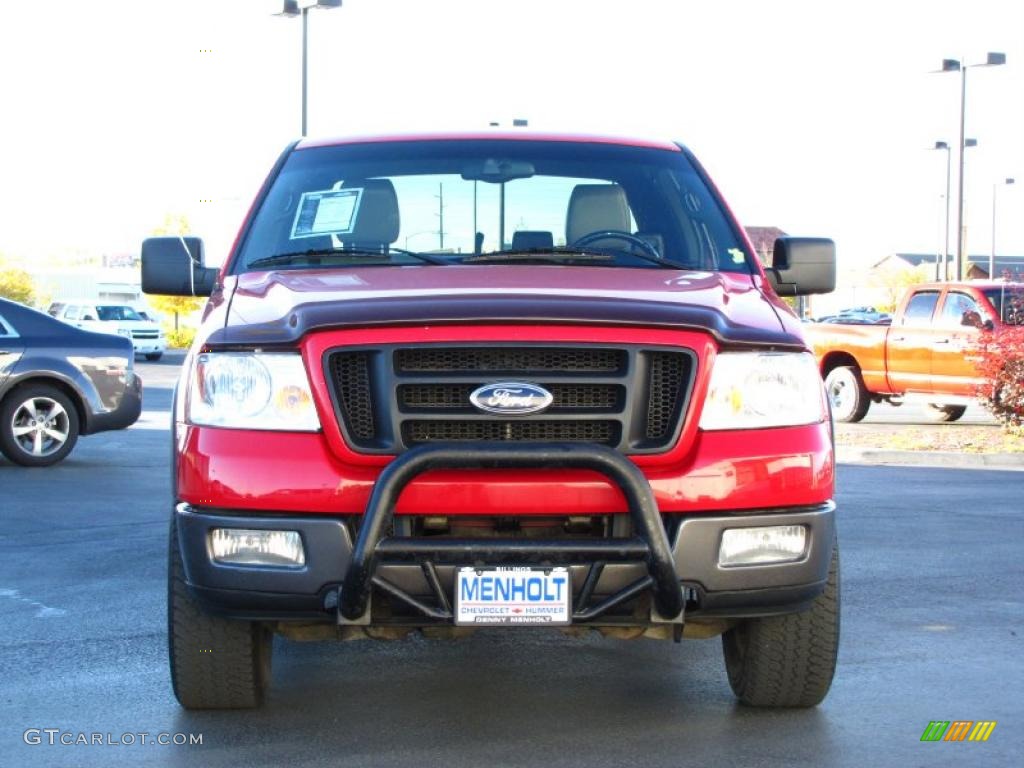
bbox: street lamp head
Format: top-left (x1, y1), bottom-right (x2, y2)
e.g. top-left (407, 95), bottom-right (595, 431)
top-left (964, 138), bottom-right (978, 148)
top-left (940, 58), bottom-right (961, 72)
top-left (983, 52), bottom-right (1006, 67)
top-left (273, 0), bottom-right (300, 16)
top-left (932, 141), bottom-right (949, 151)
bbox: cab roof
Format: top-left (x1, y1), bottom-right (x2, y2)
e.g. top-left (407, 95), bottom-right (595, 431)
top-left (296, 129), bottom-right (683, 152)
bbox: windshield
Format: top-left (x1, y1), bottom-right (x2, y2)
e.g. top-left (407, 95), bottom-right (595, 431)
top-left (233, 140), bottom-right (753, 273)
top-left (982, 286), bottom-right (1024, 325)
top-left (96, 305), bottom-right (143, 322)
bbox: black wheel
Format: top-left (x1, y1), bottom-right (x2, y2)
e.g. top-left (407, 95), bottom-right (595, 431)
top-left (168, 517), bottom-right (272, 709)
top-left (824, 366), bottom-right (870, 423)
top-left (146, 352), bottom-right (164, 361)
top-left (722, 540), bottom-right (840, 708)
top-left (925, 404), bottom-right (966, 422)
top-left (0, 384), bottom-right (80, 467)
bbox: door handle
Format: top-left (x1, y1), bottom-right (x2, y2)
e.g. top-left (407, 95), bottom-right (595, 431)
top-left (935, 339), bottom-right (950, 344)
top-left (890, 336), bottom-right (906, 342)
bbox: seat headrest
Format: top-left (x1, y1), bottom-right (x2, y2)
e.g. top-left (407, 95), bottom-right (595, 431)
top-left (342, 179), bottom-right (400, 245)
top-left (565, 184), bottom-right (631, 244)
top-left (511, 230), bottom-right (554, 251)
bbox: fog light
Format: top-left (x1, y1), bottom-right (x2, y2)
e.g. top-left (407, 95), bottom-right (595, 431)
top-left (209, 528), bottom-right (305, 567)
top-left (718, 525), bottom-right (806, 567)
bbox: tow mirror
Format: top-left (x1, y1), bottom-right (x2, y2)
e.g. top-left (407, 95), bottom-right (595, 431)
top-left (141, 237), bottom-right (217, 297)
top-left (766, 237), bottom-right (836, 296)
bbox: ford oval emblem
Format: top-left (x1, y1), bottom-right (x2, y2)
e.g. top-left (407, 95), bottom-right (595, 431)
top-left (469, 382), bottom-right (554, 415)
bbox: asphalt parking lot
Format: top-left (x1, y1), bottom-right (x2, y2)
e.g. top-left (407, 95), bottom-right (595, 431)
top-left (1, 355), bottom-right (1021, 767)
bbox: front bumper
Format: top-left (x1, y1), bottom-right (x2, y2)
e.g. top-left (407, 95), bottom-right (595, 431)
top-left (131, 339), bottom-right (166, 355)
top-left (175, 443), bottom-right (835, 624)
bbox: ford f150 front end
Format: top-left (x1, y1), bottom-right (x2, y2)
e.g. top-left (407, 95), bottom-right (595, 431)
top-left (144, 132), bottom-right (838, 710)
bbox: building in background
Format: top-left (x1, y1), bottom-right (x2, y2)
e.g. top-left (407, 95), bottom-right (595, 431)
top-left (29, 253), bottom-right (143, 308)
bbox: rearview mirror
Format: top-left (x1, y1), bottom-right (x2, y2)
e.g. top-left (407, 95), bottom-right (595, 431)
top-left (141, 237), bottom-right (218, 297)
top-left (766, 237), bottom-right (836, 296)
top-left (461, 159), bottom-right (535, 183)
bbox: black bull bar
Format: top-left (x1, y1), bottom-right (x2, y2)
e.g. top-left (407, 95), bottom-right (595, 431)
top-left (338, 443), bottom-right (686, 623)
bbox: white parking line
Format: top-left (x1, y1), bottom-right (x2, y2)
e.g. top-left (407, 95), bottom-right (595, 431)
top-left (0, 588), bottom-right (67, 618)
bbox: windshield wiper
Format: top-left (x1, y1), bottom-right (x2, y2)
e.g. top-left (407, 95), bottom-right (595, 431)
top-left (460, 246), bottom-right (686, 270)
top-left (247, 247), bottom-right (446, 270)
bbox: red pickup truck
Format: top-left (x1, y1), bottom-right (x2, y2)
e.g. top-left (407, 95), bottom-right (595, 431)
top-left (142, 131), bottom-right (838, 710)
top-left (806, 281), bottom-right (1024, 422)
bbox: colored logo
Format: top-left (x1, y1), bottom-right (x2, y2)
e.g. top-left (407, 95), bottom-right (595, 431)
top-left (920, 721), bottom-right (996, 742)
top-left (470, 382), bottom-right (553, 415)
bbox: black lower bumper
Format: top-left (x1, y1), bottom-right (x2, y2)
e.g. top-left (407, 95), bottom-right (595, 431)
top-left (175, 442), bottom-right (835, 624)
top-left (84, 373), bottom-right (142, 434)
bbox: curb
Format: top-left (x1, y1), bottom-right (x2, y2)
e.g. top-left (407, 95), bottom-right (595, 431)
top-left (837, 447), bottom-right (1024, 472)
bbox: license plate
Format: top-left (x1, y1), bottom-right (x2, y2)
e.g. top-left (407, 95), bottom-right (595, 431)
top-left (455, 566), bottom-right (571, 626)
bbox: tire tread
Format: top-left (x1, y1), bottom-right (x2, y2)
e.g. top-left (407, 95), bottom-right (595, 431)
top-left (723, 542), bottom-right (840, 707)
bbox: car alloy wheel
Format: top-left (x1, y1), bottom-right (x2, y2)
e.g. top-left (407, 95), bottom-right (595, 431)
top-left (11, 396), bottom-right (71, 458)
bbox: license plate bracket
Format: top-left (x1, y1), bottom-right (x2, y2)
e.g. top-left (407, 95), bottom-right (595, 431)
top-left (454, 566), bottom-right (571, 626)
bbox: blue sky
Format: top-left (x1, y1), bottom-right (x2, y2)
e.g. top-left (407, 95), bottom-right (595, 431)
top-left (0, 0), bottom-right (1020, 271)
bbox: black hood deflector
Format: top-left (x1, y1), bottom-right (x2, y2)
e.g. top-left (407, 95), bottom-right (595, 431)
top-left (211, 293), bottom-right (803, 349)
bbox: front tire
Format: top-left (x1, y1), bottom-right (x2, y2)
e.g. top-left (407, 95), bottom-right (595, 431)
top-left (0, 384), bottom-right (80, 467)
top-left (722, 541), bottom-right (840, 708)
top-left (168, 517), bottom-right (272, 709)
top-left (925, 404), bottom-right (966, 422)
top-left (824, 366), bottom-right (870, 423)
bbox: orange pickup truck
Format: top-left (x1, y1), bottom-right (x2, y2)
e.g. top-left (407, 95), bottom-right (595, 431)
top-left (805, 281), bottom-right (1024, 422)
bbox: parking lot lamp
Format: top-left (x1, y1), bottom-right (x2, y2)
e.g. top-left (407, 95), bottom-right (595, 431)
top-left (937, 52), bottom-right (1006, 279)
top-left (273, 1), bottom-right (344, 137)
top-left (930, 139), bottom-right (977, 280)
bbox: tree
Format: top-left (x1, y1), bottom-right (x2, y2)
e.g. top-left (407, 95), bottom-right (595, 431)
top-left (148, 213), bottom-right (203, 329)
top-left (0, 267), bottom-right (36, 305)
top-left (148, 294), bottom-right (204, 331)
top-left (152, 212), bottom-right (192, 237)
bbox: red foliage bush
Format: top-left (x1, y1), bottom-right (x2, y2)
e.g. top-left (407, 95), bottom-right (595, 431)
top-left (975, 326), bottom-right (1024, 432)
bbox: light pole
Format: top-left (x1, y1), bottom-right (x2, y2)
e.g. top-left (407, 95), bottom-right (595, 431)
top-left (990, 177), bottom-right (1016, 279)
top-left (936, 52), bottom-right (1006, 280)
top-left (930, 139), bottom-right (976, 281)
top-left (274, 1), bottom-right (343, 137)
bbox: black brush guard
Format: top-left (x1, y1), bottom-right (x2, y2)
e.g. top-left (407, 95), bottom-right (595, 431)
top-left (337, 443), bottom-right (685, 624)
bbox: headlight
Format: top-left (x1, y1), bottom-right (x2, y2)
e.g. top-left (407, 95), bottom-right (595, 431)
top-left (699, 352), bottom-right (825, 430)
top-left (116, 328), bottom-right (133, 338)
top-left (189, 352), bottom-right (321, 431)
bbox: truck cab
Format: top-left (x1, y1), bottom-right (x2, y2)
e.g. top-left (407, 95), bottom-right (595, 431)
top-left (808, 280), bottom-right (1023, 422)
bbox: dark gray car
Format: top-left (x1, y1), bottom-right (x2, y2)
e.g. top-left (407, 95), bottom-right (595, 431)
top-left (0, 298), bottom-right (142, 466)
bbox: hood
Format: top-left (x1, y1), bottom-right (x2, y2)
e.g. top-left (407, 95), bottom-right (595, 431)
top-left (212, 266), bottom-right (803, 348)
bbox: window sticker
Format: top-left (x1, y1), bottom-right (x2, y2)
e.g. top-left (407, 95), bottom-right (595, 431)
top-left (290, 187), bottom-right (363, 239)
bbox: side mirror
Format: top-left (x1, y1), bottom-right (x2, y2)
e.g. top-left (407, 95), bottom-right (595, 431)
top-left (141, 237), bottom-right (218, 297)
top-left (81, 314), bottom-right (97, 321)
top-left (765, 237), bottom-right (836, 296)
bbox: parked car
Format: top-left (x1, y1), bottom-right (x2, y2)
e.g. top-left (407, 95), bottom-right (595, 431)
top-left (0, 298), bottom-right (142, 466)
top-left (142, 130), bottom-right (838, 710)
top-left (47, 300), bottom-right (167, 360)
top-left (805, 280), bottom-right (1024, 422)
